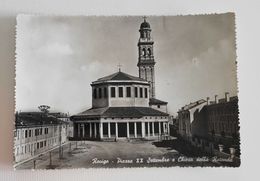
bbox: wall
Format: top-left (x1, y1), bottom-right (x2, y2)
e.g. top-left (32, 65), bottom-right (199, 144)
top-left (92, 85), bottom-right (109, 108)
top-left (191, 106), bottom-right (208, 138)
top-left (92, 84), bottom-right (150, 108)
top-left (108, 84), bottom-right (149, 107)
top-left (14, 123), bottom-right (70, 163)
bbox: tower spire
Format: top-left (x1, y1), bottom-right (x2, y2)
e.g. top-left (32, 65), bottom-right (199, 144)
top-left (143, 16), bottom-right (147, 22)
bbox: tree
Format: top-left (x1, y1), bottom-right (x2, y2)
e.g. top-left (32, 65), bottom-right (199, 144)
top-left (38, 105), bottom-right (50, 114)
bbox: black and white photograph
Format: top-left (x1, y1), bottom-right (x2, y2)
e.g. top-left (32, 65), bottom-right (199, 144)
top-left (14, 14), bottom-right (240, 169)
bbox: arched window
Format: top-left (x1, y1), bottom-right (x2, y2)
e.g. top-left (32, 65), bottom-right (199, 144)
top-left (142, 48), bottom-right (146, 56)
top-left (141, 32), bottom-right (145, 38)
top-left (147, 48), bottom-right (151, 56)
top-left (147, 32), bottom-right (150, 39)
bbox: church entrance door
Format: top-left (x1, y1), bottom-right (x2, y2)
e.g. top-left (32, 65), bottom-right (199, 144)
top-left (118, 123), bottom-right (127, 137)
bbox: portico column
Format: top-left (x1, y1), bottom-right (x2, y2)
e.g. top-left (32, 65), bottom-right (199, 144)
top-left (134, 122), bottom-right (137, 138)
top-left (89, 122), bottom-right (92, 137)
top-left (152, 122), bottom-right (155, 137)
top-left (108, 122), bottom-right (111, 138)
top-left (100, 122), bottom-right (103, 139)
top-left (77, 123), bottom-right (80, 138)
top-left (148, 122), bottom-right (150, 138)
top-left (167, 122), bottom-right (170, 135)
top-left (115, 122), bottom-right (118, 139)
top-left (159, 122), bottom-right (161, 136)
top-left (141, 122), bottom-right (145, 138)
top-left (94, 123), bottom-right (97, 138)
top-left (82, 124), bottom-right (85, 138)
top-left (127, 122), bottom-right (130, 138)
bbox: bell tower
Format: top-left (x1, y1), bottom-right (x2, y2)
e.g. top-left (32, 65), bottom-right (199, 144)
top-left (137, 17), bottom-right (156, 98)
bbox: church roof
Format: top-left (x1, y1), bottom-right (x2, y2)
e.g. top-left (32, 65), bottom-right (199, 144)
top-left (96, 71), bottom-right (145, 82)
top-left (71, 107), bottom-right (168, 120)
top-left (149, 98), bottom-right (168, 105)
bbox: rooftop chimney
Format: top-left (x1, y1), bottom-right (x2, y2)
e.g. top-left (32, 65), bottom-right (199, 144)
top-left (206, 97), bottom-right (210, 105)
top-left (215, 95), bottom-right (219, 104)
top-left (225, 92), bottom-right (230, 102)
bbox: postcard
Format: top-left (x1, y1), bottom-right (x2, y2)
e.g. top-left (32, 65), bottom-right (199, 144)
top-left (14, 14), bottom-right (240, 169)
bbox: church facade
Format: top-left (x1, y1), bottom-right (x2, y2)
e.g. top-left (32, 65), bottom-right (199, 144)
top-left (70, 18), bottom-right (170, 141)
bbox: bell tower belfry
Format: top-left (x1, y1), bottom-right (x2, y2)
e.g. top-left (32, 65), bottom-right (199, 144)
top-left (137, 17), bottom-right (156, 98)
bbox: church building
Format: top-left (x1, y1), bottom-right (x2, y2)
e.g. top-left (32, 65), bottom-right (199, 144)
top-left (70, 18), bottom-right (170, 141)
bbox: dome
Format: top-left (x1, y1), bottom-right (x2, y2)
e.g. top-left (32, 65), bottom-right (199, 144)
top-left (140, 20), bottom-right (151, 29)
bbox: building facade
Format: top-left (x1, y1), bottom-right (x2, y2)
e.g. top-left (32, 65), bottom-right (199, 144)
top-left (206, 93), bottom-right (239, 145)
top-left (178, 100), bottom-right (207, 140)
top-left (14, 112), bottom-right (73, 163)
top-left (178, 93), bottom-right (240, 148)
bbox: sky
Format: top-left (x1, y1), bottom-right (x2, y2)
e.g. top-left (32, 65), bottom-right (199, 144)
top-left (16, 13), bottom-right (238, 116)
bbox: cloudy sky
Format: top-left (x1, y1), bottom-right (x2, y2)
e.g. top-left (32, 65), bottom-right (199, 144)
top-left (16, 13), bottom-right (238, 115)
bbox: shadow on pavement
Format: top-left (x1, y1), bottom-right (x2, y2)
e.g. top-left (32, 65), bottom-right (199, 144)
top-left (152, 138), bottom-right (212, 157)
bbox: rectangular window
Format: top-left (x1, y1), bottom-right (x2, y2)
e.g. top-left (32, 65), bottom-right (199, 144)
top-left (111, 87), bottom-right (116, 97)
top-left (93, 88), bottom-right (97, 99)
top-left (98, 88), bottom-right (102, 98)
top-left (17, 130), bottom-right (19, 140)
top-left (29, 130), bottom-right (31, 137)
top-left (126, 87), bottom-right (131, 97)
top-left (25, 130), bottom-right (28, 138)
top-left (140, 87), bottom-right (143, 98)
top-left (119, 87), bottom-right (123, 97)
top-left (104, 87), bottom-right (107, 98)
top-left (145, 88), bottom-right (148, 98)
top-left (135, 87), bottom-right (138, 97)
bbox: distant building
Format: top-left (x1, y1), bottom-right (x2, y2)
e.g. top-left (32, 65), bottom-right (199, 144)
top-left (14, 111), bottom-right (73, 163)
top-left (178, 99), bottom-right (207, 140)
top-left (177, 92), bottom-right (240, 148)
top-left (206, 93), bottom-right (239, 145)
top-left (70, 18), bottom-right (170, 141)
top-left (169, 115), bottom-right (178, 137)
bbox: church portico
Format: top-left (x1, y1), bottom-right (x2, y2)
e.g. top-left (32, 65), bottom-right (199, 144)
top-left (72, 115), bottom-right (169, 141)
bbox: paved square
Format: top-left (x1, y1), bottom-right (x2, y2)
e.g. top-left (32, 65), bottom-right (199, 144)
top-left (16, 139), bottom-right (182, 169)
